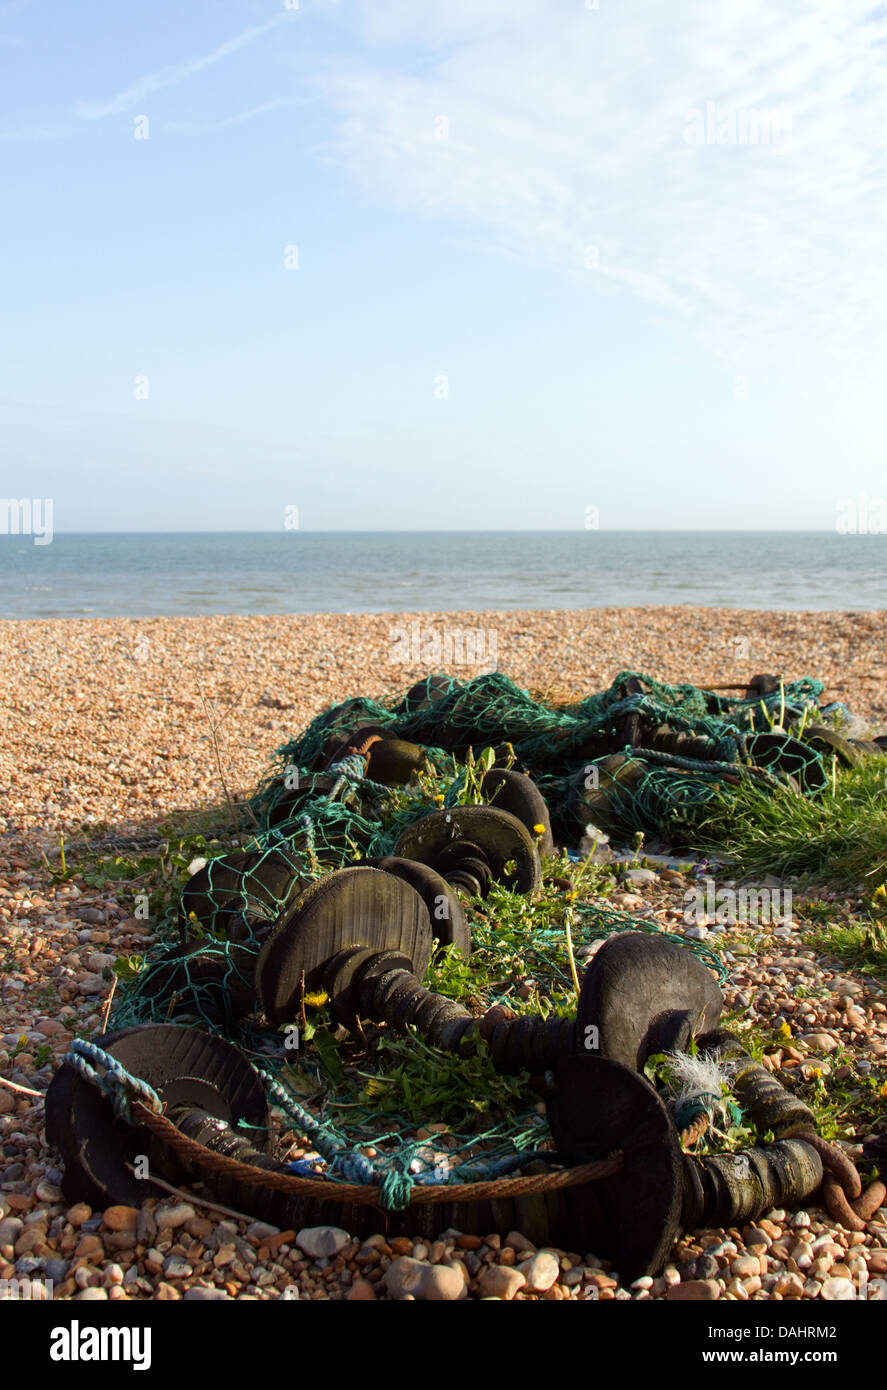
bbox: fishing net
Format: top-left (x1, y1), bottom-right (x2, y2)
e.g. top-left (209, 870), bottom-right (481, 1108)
top-left (108, 668), bottom-right (845, 1196)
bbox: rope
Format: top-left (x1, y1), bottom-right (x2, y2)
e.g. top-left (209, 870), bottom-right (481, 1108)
top-left (62, 1039), bottom-right (163, 1125)
top-left (132, 1100), bottom-right (622, 1205)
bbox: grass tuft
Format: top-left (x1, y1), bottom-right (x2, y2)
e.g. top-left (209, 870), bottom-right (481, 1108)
top-left (693, 759), bottom-right (887, 887)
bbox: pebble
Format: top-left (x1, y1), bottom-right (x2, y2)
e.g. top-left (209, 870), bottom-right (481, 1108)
top-left (156, 1202), bottom-right (196, 1229)
top-left (518, 1250), bottom-right (561, 1292)
top-left (0, 1218), bottom-right (24, 1246)
top-left (384, 1257), bottom-right (467, 1301)
top-left (621, 868), bottom-right (658, 885)
top-left (347, 1279), bottom-right (377, 1301)
top-left (295, 1226), bottom-right (351, 1259)
top-left (184, 1287), bottom-right (234, 1301)
top-left (504, 1230), bottom-right (535, 1254)
top-left (102, 1205), bottom-right (139, 1233)
top-left (246, 1221), bottom-right (280, 1242)
top-left (821, 1276), bottom-right (856, 1300)
top-left (477, 1266), bottom-right (527, 1300)
top-left (666, 1280), bottom-right (720, 1301)
top-left (800, 1032), bottom-right (839, 1054)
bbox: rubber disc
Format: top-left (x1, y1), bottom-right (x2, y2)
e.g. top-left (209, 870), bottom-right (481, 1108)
top-left (480, 768), bottom-right (554, 855)
top-left (362, 856), bottom-right (470, 955)
top-left (548, 1054), bottom-right (684, 1281)
top-left (576, 931), bottom-right (723, 1071)
top-left (45, 1024), bottom-right (270, 1208)
top-left (256, 866), bottom-right (433, 1028)
top-left (394, 805), bottom-right (541, 898)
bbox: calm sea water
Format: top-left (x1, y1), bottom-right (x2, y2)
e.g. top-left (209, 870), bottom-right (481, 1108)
top-left (1, 532), bottom-right (885, 618)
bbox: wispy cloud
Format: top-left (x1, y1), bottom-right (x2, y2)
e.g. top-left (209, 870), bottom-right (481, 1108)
top-left (166, 98), bottom-right (291, 135)
top-left (316, 0), bottom-right (887, 376)
top-left (74, 14), bottom-right (293, 121)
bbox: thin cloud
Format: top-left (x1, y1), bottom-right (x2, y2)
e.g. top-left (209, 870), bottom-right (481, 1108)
top-left (74, 14), bottom-right (293, 121)
top-left (316, 0), bottom-right (887, 376)
top-left (166, 98), bottom-right (291, 135)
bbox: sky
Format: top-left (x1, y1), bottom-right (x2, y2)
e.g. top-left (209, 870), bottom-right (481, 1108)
top-left (2, 0), bottom-right (886, 531)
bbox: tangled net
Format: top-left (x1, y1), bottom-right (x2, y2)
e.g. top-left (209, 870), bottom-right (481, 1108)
top-left (108, 668), bottom-right (846, 1197)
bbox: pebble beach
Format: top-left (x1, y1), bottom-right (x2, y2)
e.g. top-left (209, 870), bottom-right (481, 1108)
top-left (1, 607), bottom-right (886, 1302)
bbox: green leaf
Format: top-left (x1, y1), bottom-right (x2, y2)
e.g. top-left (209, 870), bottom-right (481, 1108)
top-left (113, 954), bottom-right (144, 982)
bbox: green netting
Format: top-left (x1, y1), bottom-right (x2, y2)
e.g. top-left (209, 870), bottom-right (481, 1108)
top-left (108, 667), bottom-right (840, 1195)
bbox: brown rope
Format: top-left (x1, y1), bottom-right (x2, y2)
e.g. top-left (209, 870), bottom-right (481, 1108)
top-left (133, 1102), bottom-right (622, 1206)
top-left (679, 1112), bottom-right (710, 1150)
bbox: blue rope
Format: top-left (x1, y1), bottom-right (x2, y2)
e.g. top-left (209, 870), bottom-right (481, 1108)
top-left (62, 1039), bottom-right (163, 1125)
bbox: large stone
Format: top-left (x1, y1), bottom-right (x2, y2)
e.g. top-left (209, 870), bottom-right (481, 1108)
top-left (384, 1257), bottom-right (466, 1301)
top-left (477, 1266), bottom-right (527, 1300)
top-left (518, 1250), bottom-right (560, 1293)
top-left (295, 1226), bottom-right (351, 1259)
top-left (184, 1286), bottom-right (233, 1301)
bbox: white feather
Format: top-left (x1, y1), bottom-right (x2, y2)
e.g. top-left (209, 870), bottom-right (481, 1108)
top-left (664, 1049), bottom-right (733, 1124)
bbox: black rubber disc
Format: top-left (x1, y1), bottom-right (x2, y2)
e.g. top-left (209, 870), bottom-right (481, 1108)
top-left (180, 849), bottom-right (306, 933)
top-left (802, 724), bottom-right (862, 769)
top-left (45, 1024), bottom-right (271, 1208)
top-left (548, 1055), bottom-right (684, 1281)
top-left (396, 675), bottom-right (457, 714)
top-left (576, 932), bottom-right (723, 1071)
top-left (480, 768), bottom-right (554, 856)
top-left (745, 731), bottom-right (828, 793)
top-left (256, 866), bottom-right (434, 1027)
top-left (362, 856), bottom-right (470, 956)
top-left (394, 805), bottom-right (541, 898)
top-left (365, 738), bottom-right (429, 785)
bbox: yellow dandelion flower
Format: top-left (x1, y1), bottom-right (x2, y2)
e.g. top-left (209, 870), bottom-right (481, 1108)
top-left (433, 794), bottom-right (445, 804)
top-left (873, 884), bottom-right (887, 900)
top-left (778, 1020), bottom-right (792, 1040)
top-left (564, 891), bottom-right (577, 902)
top-left (810, 1067), bottom-right (823, 1080)
top-left (879, 1080), bottom-right (887, 1099)
top-left (533, 823), bottom-right (546, 836)
top-left (304, 990), bottom-right (329, 1009)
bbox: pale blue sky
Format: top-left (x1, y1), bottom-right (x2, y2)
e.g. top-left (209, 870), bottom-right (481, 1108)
top-left (2, 0), bottom-right (886, 531)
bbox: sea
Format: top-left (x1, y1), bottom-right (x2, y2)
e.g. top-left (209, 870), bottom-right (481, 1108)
top-left (1, 532), bottom-right (885, 619)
